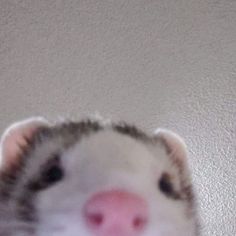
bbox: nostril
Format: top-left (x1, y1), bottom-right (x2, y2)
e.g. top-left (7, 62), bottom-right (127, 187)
top-left (87, 212), bottom-right (104, 226)
top-left (133, 216), bottom-right (147, 230)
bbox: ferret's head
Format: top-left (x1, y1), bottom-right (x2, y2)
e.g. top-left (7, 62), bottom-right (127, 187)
top-left (0, 117), bottom-right (198, 236)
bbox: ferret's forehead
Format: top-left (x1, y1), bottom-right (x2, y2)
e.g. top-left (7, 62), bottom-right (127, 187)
top-left (78, 130), bottom-right (149, 156)
top-left (62, 129), bottom-right (164, 172)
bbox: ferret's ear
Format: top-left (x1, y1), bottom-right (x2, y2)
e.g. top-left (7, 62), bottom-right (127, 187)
top-left (0, 117), bottom-right (49, 172)
top-left (154, 129), bottom-right (188, 167)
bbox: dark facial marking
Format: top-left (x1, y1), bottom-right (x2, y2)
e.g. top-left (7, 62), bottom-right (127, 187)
top-left (113, 122), bottom-right (150, 141)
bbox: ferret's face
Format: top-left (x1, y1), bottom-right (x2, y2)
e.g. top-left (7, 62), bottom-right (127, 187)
top-left (0, 119), bottom-right (198, 236)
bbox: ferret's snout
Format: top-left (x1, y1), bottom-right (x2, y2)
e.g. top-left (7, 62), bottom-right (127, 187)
top-left (83, 190), bottom-right (148, 236)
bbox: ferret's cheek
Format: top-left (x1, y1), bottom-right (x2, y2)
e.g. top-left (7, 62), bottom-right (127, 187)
top-left (147, 197), bottom-right (195, 236)
top-left (36, 213), bottom-right (91, 236)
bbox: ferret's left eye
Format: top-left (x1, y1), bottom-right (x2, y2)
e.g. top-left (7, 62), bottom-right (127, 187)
top-left (158, 173), bottom-right (175, 197)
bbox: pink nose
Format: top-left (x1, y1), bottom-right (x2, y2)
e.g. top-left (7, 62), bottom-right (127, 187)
top-left (83, 190), bottom-right (148, 236)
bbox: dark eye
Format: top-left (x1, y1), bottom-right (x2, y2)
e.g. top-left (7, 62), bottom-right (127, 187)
top-left (158, 173), bottom-right (175, 197)
top-left (42, 165), bottom-right (64, 184)
top-left (27, 155), bottom-right (64, 191)
top-left (41, 154), bottom-right (64, 185)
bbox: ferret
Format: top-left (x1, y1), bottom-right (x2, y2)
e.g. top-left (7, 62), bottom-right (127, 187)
top-left (0, 117), bottom-right (199, 236)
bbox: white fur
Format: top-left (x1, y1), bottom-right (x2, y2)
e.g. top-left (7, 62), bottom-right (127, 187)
top-left (36, 130), bottom-right (196, 236)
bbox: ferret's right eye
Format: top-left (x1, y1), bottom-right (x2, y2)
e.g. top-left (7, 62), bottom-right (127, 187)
top-left (41, 154), bottom-right (64, 186)
top-left (27, 155), bottom-right (64, 191)
top-left (42, 165), bottom-right (64, 185)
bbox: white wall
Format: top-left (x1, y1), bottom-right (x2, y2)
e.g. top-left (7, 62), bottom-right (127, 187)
top-left (0, 1), bottom-right (235, 235)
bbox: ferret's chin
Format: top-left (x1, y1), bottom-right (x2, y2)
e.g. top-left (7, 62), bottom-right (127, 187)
top-left (36, 223), bottom-right (194, 236)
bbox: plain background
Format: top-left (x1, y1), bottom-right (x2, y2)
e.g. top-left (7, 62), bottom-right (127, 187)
top-left (0, 1), bottom-right (235, 235)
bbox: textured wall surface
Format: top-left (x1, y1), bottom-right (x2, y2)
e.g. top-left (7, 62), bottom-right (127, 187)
top-left (0, 0), bottom-right (235, 235)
